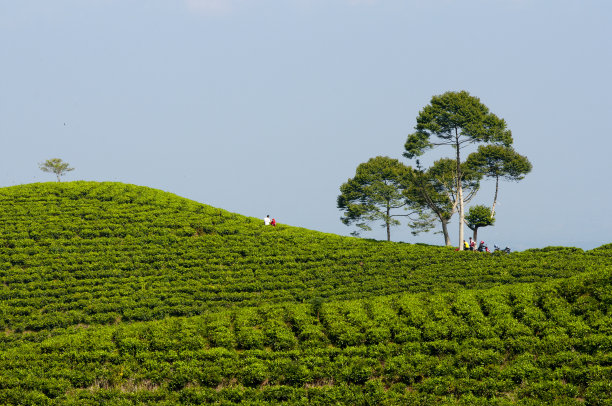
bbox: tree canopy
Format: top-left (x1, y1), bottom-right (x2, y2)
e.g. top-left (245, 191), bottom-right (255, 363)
top-left (405, 159), bottom-right (482, 246)
top-left (337, 156), bottom-right (412, 241)
top-left (38, 158), bottom-right (74, 182)
top-left (337, 91), bottom-right (531, 247)
top-left (404, 91), bottom-right (513, 249)
top-left (465, 204), bottom-right (495, 243)
top-left (465, 145), bottom-right (532, 217)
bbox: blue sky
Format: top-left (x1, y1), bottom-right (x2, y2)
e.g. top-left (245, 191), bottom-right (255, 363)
top-left (2, 0), bottom-right (611, 250)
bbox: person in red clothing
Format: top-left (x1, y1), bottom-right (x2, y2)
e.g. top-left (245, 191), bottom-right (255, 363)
top-left (271, 218), bottom-right (276, 227)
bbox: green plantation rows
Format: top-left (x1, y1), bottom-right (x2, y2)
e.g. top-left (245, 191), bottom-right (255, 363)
top-left (3, 182), bottom-right (612, 404)
top-left (3, 241), bottom-right (604, 333)
top-left (1, 270), bottom-right (612, 405)
top-left (1, 182), bottom-right (611, 334)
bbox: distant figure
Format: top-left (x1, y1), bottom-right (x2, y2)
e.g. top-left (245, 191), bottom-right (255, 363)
top-left (477, 241), bottom-right (485, 252)
top-left (264, 215), bottom-right (271, 225)
top-left (469, 237), bottom-right (475, 251)
top-left (271, 218), bottom-right (276, 227)
top-left (463, 240), bottom-right (469, 250)
top-left (494, 245), bottom-right (511, 254)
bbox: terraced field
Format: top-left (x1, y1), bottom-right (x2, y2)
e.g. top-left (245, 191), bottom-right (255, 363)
top-left (1, 182), bottom-right (611, 404)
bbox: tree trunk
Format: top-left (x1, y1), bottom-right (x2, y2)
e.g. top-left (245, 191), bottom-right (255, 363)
top-left (386, 204), bottom-right (391, 242)
top-left (473, 227), bottom-right (478, 245)
top-left (441, 219), bottom-right (451, 246)
top-left (491, 175), bottom-right (499, 218)
top-left (456, 130), bottom-right (464, 250)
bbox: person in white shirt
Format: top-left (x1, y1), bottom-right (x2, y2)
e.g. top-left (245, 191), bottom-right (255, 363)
top-left (264, 215), bottom-right (271, 225)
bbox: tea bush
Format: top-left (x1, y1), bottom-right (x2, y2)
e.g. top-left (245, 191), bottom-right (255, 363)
top-left (2, 182), bottom-right (611, 404)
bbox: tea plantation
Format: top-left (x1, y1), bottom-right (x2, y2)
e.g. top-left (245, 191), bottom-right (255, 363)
top-left (1, 182), bottom-right (611, 405)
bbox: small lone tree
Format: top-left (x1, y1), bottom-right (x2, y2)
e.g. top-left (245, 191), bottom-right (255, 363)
top-left (39, 158), bottom-right (74, 182)
top-left (337, 156), bottom-right (412, 241)
top-left (465, 204), bottom-right (495, 243)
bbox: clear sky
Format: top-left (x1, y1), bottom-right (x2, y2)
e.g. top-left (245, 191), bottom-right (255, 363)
top-left (2, 0), bottom-right (611, 250)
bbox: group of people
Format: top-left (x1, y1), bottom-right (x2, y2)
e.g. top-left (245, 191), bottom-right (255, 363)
top-left (463, 237), bottom-right (510, 254)
top-left (264, 215), bottom-right (276, 227)
top-left (462, 237), bottom-right (511, 253)
top-left (463, 237), bottom-right (488, 252)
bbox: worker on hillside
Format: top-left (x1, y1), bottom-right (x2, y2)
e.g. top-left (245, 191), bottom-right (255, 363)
top-left (264, 215), bottom-right (271, 225)
top-left (271, 218), bottom-right (276, 227)
top-left (463, 240), bottom-right (469, 250)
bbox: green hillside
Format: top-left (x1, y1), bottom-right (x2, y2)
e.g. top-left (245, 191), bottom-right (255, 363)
top-left (1, 182), bottom-right (611, 405)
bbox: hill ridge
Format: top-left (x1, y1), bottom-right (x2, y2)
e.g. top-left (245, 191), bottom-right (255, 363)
top-left (2, 181), bottom-right (612, 404)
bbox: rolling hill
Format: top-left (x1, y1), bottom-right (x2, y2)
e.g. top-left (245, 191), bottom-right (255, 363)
top-left (1, 182), bottom-right (611, 405)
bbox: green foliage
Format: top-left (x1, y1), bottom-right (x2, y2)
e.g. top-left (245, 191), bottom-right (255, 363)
top-left (465, 145), bottom-right (532, 219)
top-left (465, 205), bottom-right (494, 229)
top-left (404, 90), bottom-right (515, 248)
top-left (0, 181), bottom-right (611, 404)
top-left (38, 158), bottom-right (74, 182)
top-left (465, 204), bottom-right (495, 242)
top-left (466, 145), bottom-right (532, 182)
top-left (337, 156), bottom-right (412, 241)
top-left (404, 90), bottom-right (512, 160)
top-left (405, 158), bottom-right (483, 244)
